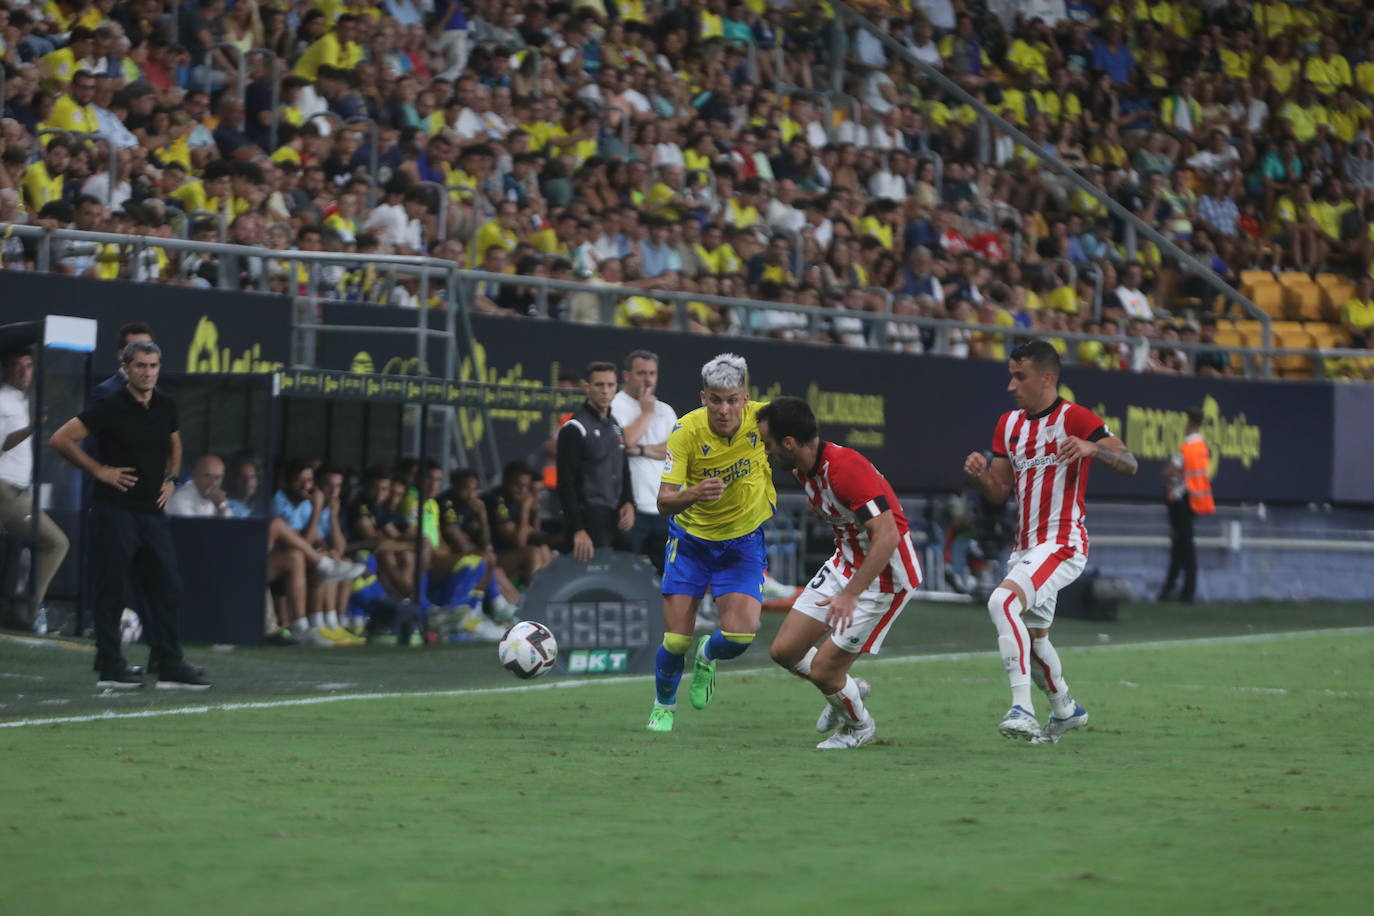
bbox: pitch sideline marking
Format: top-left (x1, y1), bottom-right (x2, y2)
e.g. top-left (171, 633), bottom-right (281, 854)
top-left (2, 626), bottom-right (1370, 730)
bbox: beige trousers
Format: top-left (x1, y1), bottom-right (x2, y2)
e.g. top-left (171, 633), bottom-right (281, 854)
top-left (0, 481), bottom-right (70, 604)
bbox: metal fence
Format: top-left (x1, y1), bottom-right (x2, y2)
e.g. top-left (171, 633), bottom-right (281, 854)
top-left (2, 222), bottom-right (1367, 382)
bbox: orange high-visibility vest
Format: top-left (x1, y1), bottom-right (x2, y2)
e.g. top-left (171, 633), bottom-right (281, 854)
top-left (1180, 434), bottom-right (1215, 515)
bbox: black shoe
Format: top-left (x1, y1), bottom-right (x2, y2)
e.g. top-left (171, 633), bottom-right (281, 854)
top-left (263, 629), bottom-right (300, 646)
top-left (96, 668), bottom-right (145, 689)
top-left (155, 666), bottom-right (212, 691)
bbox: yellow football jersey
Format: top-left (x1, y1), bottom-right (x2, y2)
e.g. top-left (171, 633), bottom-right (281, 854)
top-left (662, 401), bottom-right (775, 541)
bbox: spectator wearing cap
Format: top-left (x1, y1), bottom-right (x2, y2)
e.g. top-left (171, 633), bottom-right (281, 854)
top-left (40, 26), bottom-right (95, 92)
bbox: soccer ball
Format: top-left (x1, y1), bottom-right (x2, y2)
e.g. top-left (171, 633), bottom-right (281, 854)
top-left (498, 620), bottom-right (558, 679)
top-left (119, 608), bottom-right (142, 646)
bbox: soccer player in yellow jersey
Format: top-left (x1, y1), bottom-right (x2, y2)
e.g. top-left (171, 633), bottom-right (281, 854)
top-left (646, 353), bottom-right (775, 732)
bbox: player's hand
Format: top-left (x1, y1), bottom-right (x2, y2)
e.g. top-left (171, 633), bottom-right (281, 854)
top-left (572, 529), bottom-right (595, 562)
top-left (158, 479), bottom-right (175, 509)
top-left (694, 477), bottom-right (726, 502)
top-left (618, 503), bottom-right (635, 531)
top-left (310, 488), bottom-right (324, 509)
top-left (818, 591), bottom-right (859, 636)
top-left (1058, 435), bottom-right (1096, 464)
top-left (963, 451), bottom-right (988, 478)
top-left (96, 465), bottom-right (138, 491)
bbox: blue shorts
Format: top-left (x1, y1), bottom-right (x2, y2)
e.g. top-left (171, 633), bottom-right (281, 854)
top-left (662, 519), bottom-right (767, 602)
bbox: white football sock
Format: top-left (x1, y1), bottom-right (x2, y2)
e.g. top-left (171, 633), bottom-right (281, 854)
top-left (292, 617), bottom-right (309, 634)
top-left (1032, 637), bottom-right (1075, 716)
top-left (324, 610), bottom-right (340, 629)
top-left (309, 612), bottom-right (324, 630)
top-left (988, 587), bottom-right (1034, 712)
top-left (825, 675), bottom-right (868, 727)
top-left (789, 647), bottom-right (817, 680)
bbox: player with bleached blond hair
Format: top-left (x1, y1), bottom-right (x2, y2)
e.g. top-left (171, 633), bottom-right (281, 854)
top-left (645, 353), bottom-right (775, 732)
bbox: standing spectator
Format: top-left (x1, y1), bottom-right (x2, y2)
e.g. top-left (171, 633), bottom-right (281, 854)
top-left (557, 361), bottom-right (635, 562)
top-left (610, 349), bottom-right (677, 574)
top-left (1160, 408), bottom-right (1214, 603)
top-left (0, 347), bottom-right (70, 632)
top-left (48, 341), bottom-right (210, 689)
top-left (166, 454), bottom-right (232, 518)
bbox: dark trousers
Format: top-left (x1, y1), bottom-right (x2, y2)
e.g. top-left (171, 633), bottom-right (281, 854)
top-left (1162, 499), bottom-right (1197, 602)
top-left (625, 511), bottom-right (670, 575)
top-left (92, 502), bottom-right (185, 674)
top-left (577, 506), bottom-right (631, 553)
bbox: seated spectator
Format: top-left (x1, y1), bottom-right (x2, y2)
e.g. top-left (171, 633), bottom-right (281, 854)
top-left (167, 455), bottom-right (233, 518)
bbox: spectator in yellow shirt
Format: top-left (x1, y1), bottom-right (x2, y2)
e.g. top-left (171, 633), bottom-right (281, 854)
top-left (1305, 38), bottom-right (1352, 97)
top-left (293, 14), bottom-right (363, 79)
top-left (39, 69), bottom-right (99, 137)
top-left (40, 26), bottom-right (96, 92)
top-left (1278, 82), bottom-right (1326, 144)
top-left (22, 137), bottom-right (70, 212)
top-left (1342, 276), bottom-right (1374, 338)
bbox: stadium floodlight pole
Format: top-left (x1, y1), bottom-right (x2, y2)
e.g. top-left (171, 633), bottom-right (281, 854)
top-left (830, 1), bottom-right (1271, 360)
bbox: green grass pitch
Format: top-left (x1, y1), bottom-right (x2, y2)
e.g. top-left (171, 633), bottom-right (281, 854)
top-left (2, 603), bottom-right (1372, 915)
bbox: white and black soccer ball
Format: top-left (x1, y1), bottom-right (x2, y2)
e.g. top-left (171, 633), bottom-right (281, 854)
top-left (119, 608), bottom-right (142, 646)
top-left (498, 620), bottom-right (558, 679)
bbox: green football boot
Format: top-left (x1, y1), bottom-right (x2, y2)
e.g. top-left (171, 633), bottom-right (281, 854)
top-left (645, 706), bottom-right (675, 732)
top-left (689, 635), bottom-right (716, 710)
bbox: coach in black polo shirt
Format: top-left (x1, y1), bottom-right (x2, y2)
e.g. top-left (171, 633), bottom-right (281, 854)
top-left (49, 341), bottom-right (210, 690)
top-left (556, 361), bottom-right (635, 562)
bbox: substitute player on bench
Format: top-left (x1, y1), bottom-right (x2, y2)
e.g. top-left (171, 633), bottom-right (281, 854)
top-left (963, 340), bottom-right (1137, 743)
top-left (758, 397), bottom-right (923, 750)
top-left (646, 353), bottom-right (775, 733)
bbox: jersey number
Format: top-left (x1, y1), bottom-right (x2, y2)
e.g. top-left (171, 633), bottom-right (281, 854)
top-left (809, 567), bottom-right (828, 589)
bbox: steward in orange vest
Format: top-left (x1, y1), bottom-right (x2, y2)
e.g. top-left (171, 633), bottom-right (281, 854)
top-left (1161, 408), bottom-right (1212, 602)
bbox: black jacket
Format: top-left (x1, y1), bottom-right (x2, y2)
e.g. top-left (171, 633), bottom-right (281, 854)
top-left (555, 401), bottom-right (632, 533)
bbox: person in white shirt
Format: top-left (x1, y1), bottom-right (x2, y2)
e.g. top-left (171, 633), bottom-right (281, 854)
top-left (766, 179), bottom-right (806, 234)
top-left (363, 180), bottom-right (429, 254)
top-left (609, 350), bottom-right (677, 575)
top-left (1115, 264), bottom-right (1156, 320)
top-left (167, 454), bottom-right (234, 518)
top-left (0, 348), bottom-right (69, 629)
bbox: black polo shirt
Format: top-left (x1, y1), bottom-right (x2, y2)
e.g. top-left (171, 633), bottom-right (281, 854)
top-left (79, 387), bottom-right (179, 513)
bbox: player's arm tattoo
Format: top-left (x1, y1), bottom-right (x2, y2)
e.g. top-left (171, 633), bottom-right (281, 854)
top-left (1095, 439), bottom-right (1138, 475)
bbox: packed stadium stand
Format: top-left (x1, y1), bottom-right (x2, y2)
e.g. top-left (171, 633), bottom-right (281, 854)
top-left (2, 0), bottom-right (1372, 379)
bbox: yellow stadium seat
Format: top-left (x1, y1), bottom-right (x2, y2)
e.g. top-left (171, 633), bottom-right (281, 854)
top-left (1282, 282), bottom-right (1322, 319)
top-left (1318, 281), bottom-right (1353, 312)
top-left (1239, 269), bottom-right (1273, 288)
top-left (1273, 326), bottom-right (1314, 371)
top-left (1241, 281), bottom-right (1285, 317)
top-left (1213, 328), bottom-right (1249, 348)
top-left (1276, 271), bottom-right (1313, 288)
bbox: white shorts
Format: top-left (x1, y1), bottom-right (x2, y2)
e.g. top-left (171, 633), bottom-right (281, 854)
top-left (1005, 542), bottom-right (1087, 629)
top-left (792, 563), bottom-right (915, 655)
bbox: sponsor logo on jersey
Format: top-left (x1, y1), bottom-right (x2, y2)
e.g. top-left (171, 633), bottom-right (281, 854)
top-left (701, 457), bottom-right (752, 484)
top-left (700, 443), bottom-right (711, 456)
top-left (747, 433), bottom-right (757, 448)
top-left (1012, 454), bottom-right (1059, 472)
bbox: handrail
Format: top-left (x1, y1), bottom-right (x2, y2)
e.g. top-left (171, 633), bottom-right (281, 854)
top-left (828, 3), bottom-right (1273, 356)
top-left (0, 221), bottom-right (1367, 382)
top-left (212, 41), bottom-right (248, 100)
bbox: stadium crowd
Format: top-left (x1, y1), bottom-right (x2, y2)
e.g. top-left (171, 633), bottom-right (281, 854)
top-left (1, 0), bottom-right (1373, 379)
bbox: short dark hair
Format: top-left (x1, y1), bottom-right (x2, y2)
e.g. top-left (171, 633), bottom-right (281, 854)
top-left (1009, 339), bottom-right (1061, 377)
top-left (1185, 406), bottom-right (1205, 427)
top-left (501, 460), bottom-right (534, 484)
top-left (755, 396), bottom-right (818, 445)
top-left (449, 467), bottom-right (478, 489)
top-left (585, 360), bottom-right (617, 379)
top-left (120, 340), bottom-right (161, 364)
top-left (1, 345), bottom-right (34, 368)
top-left (623, 349), bottom-right (658, 370)
top-left (117, 321), bottom-right (154, 350)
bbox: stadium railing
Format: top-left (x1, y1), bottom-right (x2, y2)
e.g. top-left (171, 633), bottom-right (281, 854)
top-left (824, 2), bottom-right (1273, 347)
top-left (1, 222), bottom-right (1367, 381)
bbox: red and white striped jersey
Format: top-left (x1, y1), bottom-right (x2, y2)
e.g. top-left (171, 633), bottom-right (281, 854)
top-left (793, 441), bottom-right (923, 593)
top-left (992, 397), bottom-right (1109, 553)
